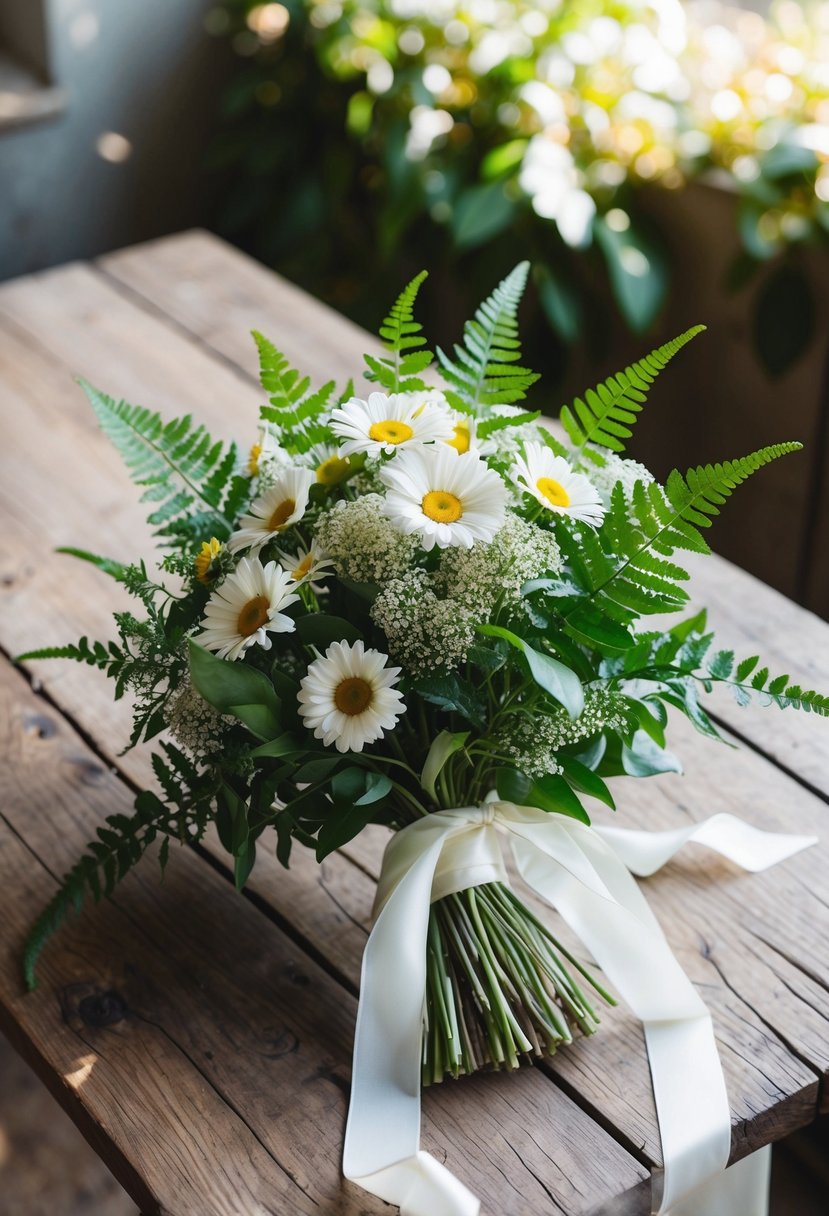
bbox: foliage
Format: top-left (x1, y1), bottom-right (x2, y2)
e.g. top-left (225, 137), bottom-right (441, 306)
top-left (209, 0), bottom-right (829, 373)
top-left (16, 265), bottom-right (824, 993)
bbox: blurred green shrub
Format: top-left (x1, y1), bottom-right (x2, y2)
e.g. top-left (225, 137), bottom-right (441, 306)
top-left (207, 0), bottom-right (829, 373)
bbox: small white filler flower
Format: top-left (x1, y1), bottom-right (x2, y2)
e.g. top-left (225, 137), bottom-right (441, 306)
top-left (329, 391), bottom-right (453, 458)
top-left (298, 639), bottom-right (406, 753)
top-left (198, 557), bottom-right (300, 661)
top-left (381, 445), bottom-right (507, 550)
top-left (228, 466), bottom-right (315, 554)
top-left (512, 442), bottom-right (606, 526)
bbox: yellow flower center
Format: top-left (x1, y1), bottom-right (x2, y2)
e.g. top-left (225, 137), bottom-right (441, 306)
top-left (316, 453), bottom-right (351, 485)
top-left (334, 676), bottom-right (374, 716)
top-left (248, 443), bottom-right (262, 476)
top-left (194, 537), bottom-right (222, 584)
top-left (266, 497), bottom-right (296, 531)
top-left (237, 595), bottom-right (271, 637)
top-left (292, 553), bottom-right (314, 580)
top-left (446, 424), bottom-right (471, 454)
top-left (536, 477), bottom-right (571, 508)
top-left (422, 489), bottom-right (463, 523)
top-left (369, 419), bottom-right (414, 445)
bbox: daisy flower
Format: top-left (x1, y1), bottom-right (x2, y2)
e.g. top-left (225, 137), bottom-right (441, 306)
top-left (512, 442), bottom-right (606, 527)
top-left (278, 543), bottom-right (335, 589)
top-left (380, 445), bottom-right (507, 550)
top-left (228, 466), bottom-right (315, 554)
top-left (248, 425), bottom-right (290, 478)
top-left (444, 412), bottom-right (478, 455)
top-left (329, 391), bottom-right (453, 459)
top-left (198, 557), bottom-right (300, 661)
top-left (304, 442), bottom-right (354, 488)
top-left (194, 537), bottom-right (223, 584)
top-left (297, 639), bottom-right (406, 753)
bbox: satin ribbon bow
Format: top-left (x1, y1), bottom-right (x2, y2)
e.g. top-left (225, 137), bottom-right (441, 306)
top-left (343, 803), bottom-right (815, 1216)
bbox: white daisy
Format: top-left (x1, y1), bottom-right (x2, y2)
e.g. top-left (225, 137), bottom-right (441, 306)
top-left (329, 391), bottom-right (453, 458)
top-left (512, 442), bottom-right (606, 526)
top-left (198, 557), bottom-right (300, 661)
top-left (304, 442), bottom-right (355, 488)
top-left (297, 639), bottom-right (406, 753)
top-left (228, 466), bottom-right (315, 554)
top-left (248, 424), bottom-right (290, 478)
top-left (380, 445), bottom-right (507, 550)
top-left (444, 412), bottom-right (478, 455)
top-left (278, 542), bottom-right (335, 589)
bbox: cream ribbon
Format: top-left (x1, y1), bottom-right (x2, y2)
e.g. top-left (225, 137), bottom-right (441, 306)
top-left (343, 803), bottom-right (815, 1216)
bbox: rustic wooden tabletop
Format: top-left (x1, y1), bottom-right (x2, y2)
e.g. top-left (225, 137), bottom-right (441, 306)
top-left (1, 230), bottom-right (828, 1216)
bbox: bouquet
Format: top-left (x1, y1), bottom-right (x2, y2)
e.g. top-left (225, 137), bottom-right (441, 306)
top-left (19, 263), bottom-right (828, 1096)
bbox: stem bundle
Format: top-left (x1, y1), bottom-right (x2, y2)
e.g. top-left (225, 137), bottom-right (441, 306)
top-left (423, 881), bottom-right (614, 1085)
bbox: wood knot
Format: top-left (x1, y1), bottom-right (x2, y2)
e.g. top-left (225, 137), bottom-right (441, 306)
top-left (60, 983), bottom-right (128, 1030)
top-left (23, 710), bottom-right (57, 739)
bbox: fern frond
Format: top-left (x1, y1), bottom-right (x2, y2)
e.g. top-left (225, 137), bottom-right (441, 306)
top-left (560, 326), bottom-right (705, 464)
top-left (364, 271), bottom-right (434, 392)
top-left (79, 381), bottom-right (244, 549)
top-left (253, 331), bottom-right (336, 453)
top-left (22, 791), bottom-right (165, 989)
top-left (16, 637), bottom-right (113, 667)
top-left (702, 650), bottom-right (829, 714)
top-left (437, 262), bottom-right (539, 410)
top-left (562, 443), bottom-right (802, 619)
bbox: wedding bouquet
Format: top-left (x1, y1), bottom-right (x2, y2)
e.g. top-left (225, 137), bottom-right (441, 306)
top-left (19, 263), bottom-right (827, 1095)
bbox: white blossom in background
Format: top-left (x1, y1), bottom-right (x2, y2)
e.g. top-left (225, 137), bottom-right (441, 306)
top-left (519, 137), bottom-right (596, 247)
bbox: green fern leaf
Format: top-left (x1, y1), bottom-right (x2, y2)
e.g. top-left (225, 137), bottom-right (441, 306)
top-left (253, 331), bottom-right (336, 452)
top-left (364, 271), bottom-right (434, 392)
top-left (79, 381), bottom-right (243, 549)
top-left (437, 262), bottom-right (539, 410)
top-left (561, 326), bottom-right (705, 463)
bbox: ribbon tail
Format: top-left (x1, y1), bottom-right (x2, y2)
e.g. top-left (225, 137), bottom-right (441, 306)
top-left (664, 1145), bottom-right (771, 1216)
top-left (508, 822), bottom-right (731, 1215)
top-left (343, 825), bottom-right (480, 1216)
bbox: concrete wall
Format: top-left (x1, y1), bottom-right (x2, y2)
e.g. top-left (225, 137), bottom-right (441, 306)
top-left (0, 0), bottom-right (231, 280)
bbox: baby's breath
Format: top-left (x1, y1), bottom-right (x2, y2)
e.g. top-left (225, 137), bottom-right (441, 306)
top-left (436, 511), bottom-right (562, 612)
top-left (315, 493), bottom-right (417, 583)
top-left (371, 569), bottom-right (477, 675)
top-left (503, 689), bottom-right (633, 778)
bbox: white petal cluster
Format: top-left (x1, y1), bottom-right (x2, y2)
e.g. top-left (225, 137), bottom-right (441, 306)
top-left (512, 442), bottom-right (606, 527)
top-left (315, 494), bottom-right (418, 583)
top-left (581, 450), bottom-right (655, 504)
top-left (477, 406), bottom-right (546, 461)
top-left (381, 445), bottom-right (507, 550)
top-left (371, 569), bottom-right (478, 676)
top-left (198, 557), bottom-right (300, 661)
top-left (503, 690), bottom-right (633, 778)
top-left (298, 639), bottom-right (405, 753)
top-left (436, 511), bottom-right (562, 611)
top-left (229, 466), bottom-right (315, 554)
top-left (164, 679), bottom-right (234, 762)
top-left (329, 391), bottom-right (453, 458)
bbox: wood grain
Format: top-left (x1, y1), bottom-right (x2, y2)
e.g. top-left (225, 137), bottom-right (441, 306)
top-left (2, 233), bottom-right (829, 1209)
top-left (0, 657), bottom-right (648, 1216)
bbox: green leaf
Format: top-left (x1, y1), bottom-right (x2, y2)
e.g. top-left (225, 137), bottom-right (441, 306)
top-left (250, 733), bottom-right (304, 760)
top-left (564, 601), bottom-right (635, 654)
top-left (557, 756), bottom-right (616, 810)
top-left (56, 547), bottom-right (130, 581)
top-left (753, 264), bottom-right (816, 378)
top-left (189, 640), bottom-right (281, 722)
top-left (234, 839), bottom-right (257, 890)
top-left (621, 731), bottom-right (683, 778)
top-left (295, 614), bottom-right (362, 648)
top-left (421, 731), bottom-right (469, 801)
top-left (594, 216), bottom-right (668, 333)
top-left (477, 625), bottom-right (583, 718)
top-left (227, 702), bottom-right (281, 741)
top-left (452, 182), bottom-right (516, 250)
top-left (495, 768), bottom-right (590, 824)
top-left (413, 674), bottom-right (486, 730)
top-left (315, 803), bottom-right (379, 861)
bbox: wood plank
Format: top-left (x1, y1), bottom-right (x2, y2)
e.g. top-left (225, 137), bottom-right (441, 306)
top-left (1, 246), bottom-right (826, 1180)
top-left (97, 230), bottom-right (829, 796)
top-left (0, 657), bottom-right (649, 1216)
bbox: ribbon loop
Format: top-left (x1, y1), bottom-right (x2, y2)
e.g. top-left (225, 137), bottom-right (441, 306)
top-left (345, 804), bottom-right (815, 1216)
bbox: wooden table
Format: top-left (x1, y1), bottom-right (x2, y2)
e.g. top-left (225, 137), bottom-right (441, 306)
top-left (1, 230), bottom-right (828, 1216)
